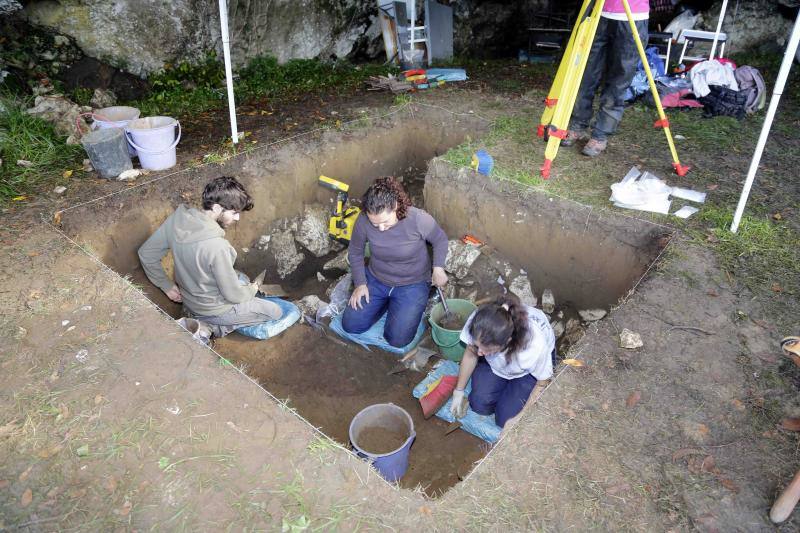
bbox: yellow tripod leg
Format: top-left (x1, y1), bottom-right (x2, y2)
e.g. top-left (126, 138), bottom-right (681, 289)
top-left (620, 0), bottom-right (690, 176)
top-left (537, 0), bottom-right (595, 138)
top-left (540, 0), bottom-right (604, 178)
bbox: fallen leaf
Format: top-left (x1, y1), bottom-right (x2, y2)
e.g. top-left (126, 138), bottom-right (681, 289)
top-left (20, 488), bottom-right (32, 507)
top-left (419, 505), bottom-right (432, 515)
top-left (119, 500), bottom-right (132, 516)
top-left (562, 358), bottom-right (585, 367)
top-left (626, 391), bottom-right (642, 408)
top-left (0, 419), bottom-right (21, 438)
top-left (75, 444), bottom-right (89, 457)
top-left (105, 476), bottom-right (117, 493)
top-left (731, 399), bottom-right (745, 411)
top-left (771, 283), bottom-right (783, 293)
top-left (12, 196), bottom-right (27, 201)
top-left (706, 184), bottom-right (719, 191)
top-left (38, 444), bottom-right (63, 459)
top-left (780, 417), bottom-right (800, 432)
top-left (62, 170), bottom-right (73, 178)
top-left (18, 465), bottom-right (33, 482)
top-left (53, 211), bottom-right (62, 225)
top-left (719, 477), bottom-right (740, 493)
top-left (772, 212), bottom-right (783, 220)
top-left (672, 448), bottom-right (705, 462)
top-left (701, 455), bottom-right (716, 472)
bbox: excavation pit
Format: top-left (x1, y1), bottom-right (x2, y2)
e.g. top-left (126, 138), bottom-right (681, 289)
top-left (58, 114), bottom-right (671, 497)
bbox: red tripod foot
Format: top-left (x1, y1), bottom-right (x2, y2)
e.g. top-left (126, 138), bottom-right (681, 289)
top-left (672, 162), bottom-right (691, 177)
top-left (540, 159), bottom-right (552, 179)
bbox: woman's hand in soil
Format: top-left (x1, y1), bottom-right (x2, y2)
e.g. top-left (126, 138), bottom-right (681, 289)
top-left (165, 285), bottom-right (183, 303)
top-left (431, 267), bottom-right (448, 288)
top-left (450, 389), bottom-right (469, 419)
top-left (349, 284), bottom-right (370, 310)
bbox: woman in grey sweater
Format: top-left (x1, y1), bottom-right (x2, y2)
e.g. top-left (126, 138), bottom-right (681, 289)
top-left (343, 177), bottom-right (449, 348)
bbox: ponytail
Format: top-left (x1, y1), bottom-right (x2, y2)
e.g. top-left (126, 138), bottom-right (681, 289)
top-left (468, 293), bottom-right (531, 363)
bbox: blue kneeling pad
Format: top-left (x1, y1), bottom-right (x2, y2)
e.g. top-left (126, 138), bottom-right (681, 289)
top-left (236, 296), bottom-right (301, 340)
top-left (328, 311), bottom-right (426, 355)
top-left (412, 359), bottom-right (501, 443)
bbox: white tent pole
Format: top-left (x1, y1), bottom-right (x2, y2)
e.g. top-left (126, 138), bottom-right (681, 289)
top-left (730, 10), bottom-right (800, 233)
top-left (218, 0), bottom-right (239, 144)
top-left (709, 0), bottom-right (728, 60)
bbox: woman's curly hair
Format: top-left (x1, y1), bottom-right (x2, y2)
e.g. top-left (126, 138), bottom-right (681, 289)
top-left (361, 176), bottom-right (412, 220)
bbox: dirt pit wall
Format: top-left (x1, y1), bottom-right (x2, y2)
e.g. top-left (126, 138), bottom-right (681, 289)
top-left (424, 159), bottom-right (671, 310)
top-left (59, 109), bottom-right (487, 310)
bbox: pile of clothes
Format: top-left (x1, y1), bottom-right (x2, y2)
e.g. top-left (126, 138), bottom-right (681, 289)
top-left (625, 49), bottom-right (766, 119)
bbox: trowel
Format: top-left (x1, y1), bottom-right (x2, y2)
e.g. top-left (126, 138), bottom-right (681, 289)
top-left (253, 269), bottom-right (288, 297)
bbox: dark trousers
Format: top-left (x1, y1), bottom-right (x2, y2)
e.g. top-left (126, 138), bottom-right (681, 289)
top-left (570, 17), bottom-right (649, 141)
top-left (341, 269), bottom-right (430, 348)
top-left (468, 358), bottom-right (538, 428)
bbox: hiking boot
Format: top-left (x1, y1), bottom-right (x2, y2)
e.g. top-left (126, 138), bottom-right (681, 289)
top-left (582, 138), bottom-right (608, 157)
top-left (560, 129), bottom-right (587, 147)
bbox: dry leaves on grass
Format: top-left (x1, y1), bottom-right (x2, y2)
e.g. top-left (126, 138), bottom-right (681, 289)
top-left (672, 449), bottom-right (740, 493)
top-left (20, 488), bottom-right (32, 508)
top-left (779, 417), bottom-right (800, 432)
top-left (0, 419), bottom-right (22, 439)
top-left (626, 391), bottom-right (642, 408)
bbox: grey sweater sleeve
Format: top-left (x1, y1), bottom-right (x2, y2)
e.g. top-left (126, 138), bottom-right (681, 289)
top-left (209, 247), bottom-right (258, 304)
top-left (138, 219), bottom-right (174, 293)
top-left (348, 216), bottom-right (369, 287)
top-left (417, 210), bottom-right (448, 268)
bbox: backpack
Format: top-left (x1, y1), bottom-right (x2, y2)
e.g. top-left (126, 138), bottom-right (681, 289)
top-left (698, 85), bottom-right (748, 120)
top-left (734, 66), bottom-right (767, 114)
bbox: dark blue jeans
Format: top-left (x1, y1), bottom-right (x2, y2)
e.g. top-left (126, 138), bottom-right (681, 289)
top-left (570, 17), bottom-right (649, 141)
top-left (469, 358), bottom-right (537, 428)
top-left (341, 269), bottom-right (430, 348)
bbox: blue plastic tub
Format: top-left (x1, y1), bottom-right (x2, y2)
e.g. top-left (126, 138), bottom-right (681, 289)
top-left (349, 403), bottom-right (416, 482)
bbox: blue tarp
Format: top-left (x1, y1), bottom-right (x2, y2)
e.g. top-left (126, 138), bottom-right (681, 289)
top-left (412, 359), bottom-right (501, 443)
top-left (623, 46), bottom-right (667, 101)
top-left (424, 68), bottom-right (468, 82)
top-left (328, 311), bottom-right (426, 355)
top-left (236, 296), bottom-right (301, 340)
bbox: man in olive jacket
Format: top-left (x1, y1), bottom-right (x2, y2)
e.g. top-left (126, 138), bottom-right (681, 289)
top-left (138, 176), bottom-right (281, 337)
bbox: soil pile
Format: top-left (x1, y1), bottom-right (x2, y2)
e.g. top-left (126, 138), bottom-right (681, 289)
top-left (438, 312), bottom-right (468, 331)
top-left (356, 426), bottom-right (408, 454)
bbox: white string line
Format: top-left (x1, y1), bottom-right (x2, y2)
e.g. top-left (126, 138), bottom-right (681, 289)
top-left (43, 219), bottom-right (399, 493)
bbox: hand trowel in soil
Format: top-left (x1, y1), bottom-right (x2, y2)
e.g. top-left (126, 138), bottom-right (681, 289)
top-left (253, 269), bottom-right (288, 297)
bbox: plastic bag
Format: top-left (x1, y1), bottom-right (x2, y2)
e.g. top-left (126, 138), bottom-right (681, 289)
top-left (316, 273), bottom-right (352, 322)
top-left (236, 296), bottom-right (301, 340)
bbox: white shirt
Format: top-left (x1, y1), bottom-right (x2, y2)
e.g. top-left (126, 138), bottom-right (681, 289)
top-left (459, 305), bottom-right (555, 381)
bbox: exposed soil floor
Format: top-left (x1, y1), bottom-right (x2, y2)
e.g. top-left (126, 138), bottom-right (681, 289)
top-left (214, 325), bottom-right (486, 497)
top-left (2, 59), bottom-right (799, 531)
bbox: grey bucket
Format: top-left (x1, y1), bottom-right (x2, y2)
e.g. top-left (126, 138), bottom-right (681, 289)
top-left (81, 128), bottom-right (132, 179)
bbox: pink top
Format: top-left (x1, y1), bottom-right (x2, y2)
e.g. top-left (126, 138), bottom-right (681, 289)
top-left (602, 0), bottom-right (649, 14)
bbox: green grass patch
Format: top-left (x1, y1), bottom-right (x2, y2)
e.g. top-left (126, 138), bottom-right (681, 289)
top-left (132, 54), bottom-right (397, 118)
top-left (0, 96), bottom-right (85, 201)
top-left (696, 205), bottom-right (799, 294)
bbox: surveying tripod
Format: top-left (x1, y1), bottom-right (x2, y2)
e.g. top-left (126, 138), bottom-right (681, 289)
top-left (537, 0), bottom-right (690, 179)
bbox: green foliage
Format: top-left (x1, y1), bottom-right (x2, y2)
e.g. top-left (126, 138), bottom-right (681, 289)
top-left (134, 54), bottom-right (396, 117)
top-left (697, 205), bottom-right (799, 293)
top-left (0, 96), bottom-right (84, 201)
top-left (69, 86), bottom-right (94, 106)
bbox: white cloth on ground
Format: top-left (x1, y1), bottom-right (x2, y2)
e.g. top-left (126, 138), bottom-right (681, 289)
top-left (689, 60), bottom-right (739, 98)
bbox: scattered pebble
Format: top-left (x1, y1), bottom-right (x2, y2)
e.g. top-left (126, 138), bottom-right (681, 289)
top-left (53, 186), bottom-right (67, 194)
top-left (241, 247), bottom-right (249, 253)
top-left (16, 159), bottom-right (34, 167)
top-left (82, 159), bottom-right (93, 172)
top-left (75, 349), bottom-right (88, 362)
top-left (65, 325), bottom-right (76, 333)
top-left (316, 272), bottom-right (326, 282)
top-left (541, 289), bottom-right (556, 314)
top-left (675, 134), bottom-right (686, 140)
top-left (619, 328), bottom-right (643, 349)
top-left (117, 169), bottom-right (142, 181)
top-left (80, 305), bottom-right (92, 311)
top-left (579, 309), bottom-right (607, 322)
top-left (61, 320), bottom-right (70, 326)
top-left (14, 326), bottom-right (27, 340)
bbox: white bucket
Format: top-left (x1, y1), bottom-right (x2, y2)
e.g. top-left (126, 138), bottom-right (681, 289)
top-left (93, 106), bottom-right (140, 156)
top-left (125, 117), bottom-right (181, 171)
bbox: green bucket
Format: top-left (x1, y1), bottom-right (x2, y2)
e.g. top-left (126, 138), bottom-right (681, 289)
top-left (429, 299), bottom-right (477, 362)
